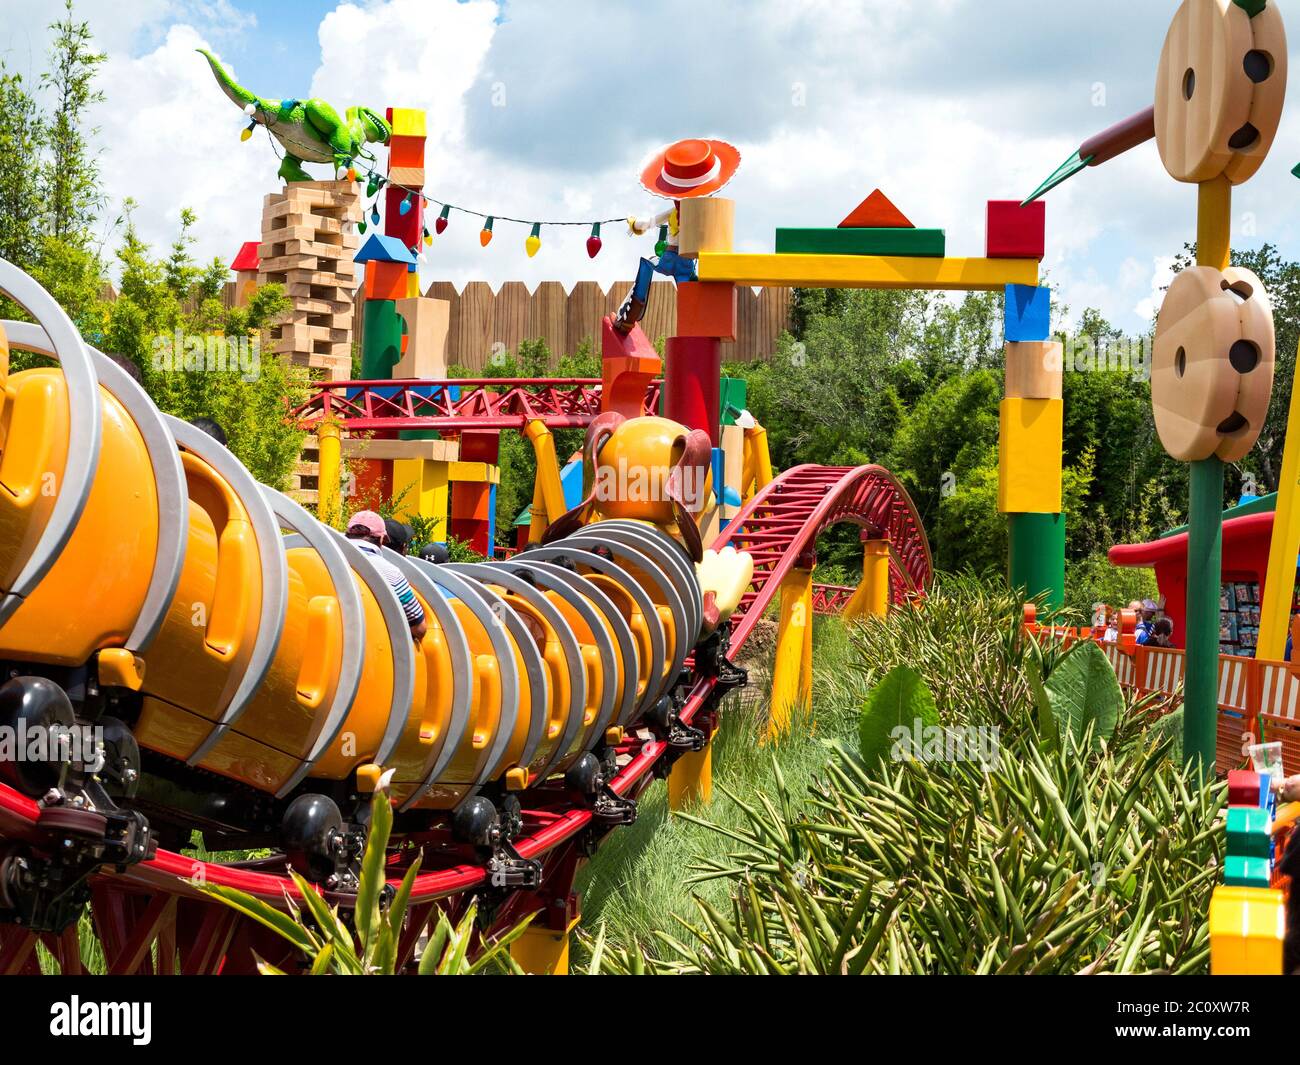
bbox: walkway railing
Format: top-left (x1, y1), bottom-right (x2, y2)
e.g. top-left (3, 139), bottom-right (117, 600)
top-left (1023, 605), bottom-right (1300, 778)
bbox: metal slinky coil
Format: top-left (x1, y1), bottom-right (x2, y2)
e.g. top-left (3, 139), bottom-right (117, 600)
top-left (0, 257), bottom-right (700, 820)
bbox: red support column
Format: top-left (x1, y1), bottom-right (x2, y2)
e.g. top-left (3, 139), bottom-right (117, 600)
top-left (664, 335), bottom-right (722, 446)
top-left (449, 430), bottom-right (499, 555)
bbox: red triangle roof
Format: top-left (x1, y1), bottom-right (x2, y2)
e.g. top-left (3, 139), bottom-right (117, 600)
top-left (839, 190), bottom-right (913, 229)
top-left (229, 241), bottom-right (260, 273)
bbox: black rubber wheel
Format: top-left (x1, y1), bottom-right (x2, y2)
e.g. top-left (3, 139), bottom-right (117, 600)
top-left (281, 794), bottom-right (343, 882)
top-left (0, 676), bottom-right (77, 797)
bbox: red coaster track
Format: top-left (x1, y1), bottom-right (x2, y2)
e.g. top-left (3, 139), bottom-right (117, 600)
top-left (0, 465), bottom-right (930, 975)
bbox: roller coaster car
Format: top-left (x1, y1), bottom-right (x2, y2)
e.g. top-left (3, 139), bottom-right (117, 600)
top-left (0, 260), bottom-right (753, 926)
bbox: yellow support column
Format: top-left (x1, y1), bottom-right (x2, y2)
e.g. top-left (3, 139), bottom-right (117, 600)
top-left (1197, 176), bottom-right (1232, 272)
top-left (1258, 343), bottom-right (1300, 660)
top-left (842, 539), bottom-right (891, 621)
top-left (770, 565), bottom-right (812, 739)
top-left (524, 419), bottom-right (568, 543)
top-left (668, 736), bottom-right (713, 810)
top-left (317, 419), bottom-right (342, 527)
top-left (743, 425), bottom-right (774, 499)
top-left (510, 909), bottom-right (581, 975)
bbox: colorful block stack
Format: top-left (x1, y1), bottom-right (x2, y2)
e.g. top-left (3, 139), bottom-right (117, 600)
top-left (774, 189), bottom-right (946, 258)
top-left (1209, 769), bottom-right (1285, 975)
top-left (992, 198), bottom-right (1057, 604)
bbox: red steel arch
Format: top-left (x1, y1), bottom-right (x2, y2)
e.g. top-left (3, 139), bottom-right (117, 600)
top-left (714, 464), bottom-right (933, 652)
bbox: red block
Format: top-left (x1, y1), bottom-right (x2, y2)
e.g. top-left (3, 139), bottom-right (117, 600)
top-left (364, 261), bottom-right (408, 302)
top-left (385, 184), bottom-right (423, 251)
top-left (677, 281), bottom-right (737, 340)
top-left (986, 200), bottom-right (1046, 260)
top-left (839, 189), bottom-right (913, 229)
top-left (1228, 770), bottom-right (1264, 808)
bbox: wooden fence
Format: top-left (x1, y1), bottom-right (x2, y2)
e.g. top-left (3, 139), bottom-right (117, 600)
top-left (154, 276), bottom-right (792, 370)
top-left (363, 280), bottom-right (792, 371)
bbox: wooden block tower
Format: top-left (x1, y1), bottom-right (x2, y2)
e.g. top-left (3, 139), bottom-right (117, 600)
top-left (258, 178), bottom-right (361, 504)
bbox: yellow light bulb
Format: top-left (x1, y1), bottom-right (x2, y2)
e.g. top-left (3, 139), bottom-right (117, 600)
top-left (526, 235), bottom-right (541, 257)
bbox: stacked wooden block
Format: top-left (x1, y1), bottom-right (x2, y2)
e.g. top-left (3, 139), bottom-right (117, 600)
top-left (259, 179), bottom-right (361, 380)
top-left (1210, 769), bottom-right (1286, 975)
top-left (258, 180), bottom-right (361, 504)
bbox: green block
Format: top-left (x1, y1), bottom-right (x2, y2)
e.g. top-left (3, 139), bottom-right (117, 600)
top-left (361, 299), bottom-right (403, 379)
top-left (720, 377), bottom-right (748, 426)
top-left (1232, 0), bottom-right (1267, 17)
top-left (774, 227), bottom-right (946, 258)
top-left (1224, 854), bottom-right (1272, 889)
top-left (1007, 512), bottom-right (1065, 609)
top-left (1226, 806), bottom-right (1272, 859)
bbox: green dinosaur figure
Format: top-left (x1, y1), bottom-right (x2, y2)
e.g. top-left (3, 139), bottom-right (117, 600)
top-left (198, 48), bottom-right (391, 184)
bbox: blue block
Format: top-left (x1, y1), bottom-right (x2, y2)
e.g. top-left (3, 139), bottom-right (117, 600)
top-left (1004, 284), bottom-right (1051, 342)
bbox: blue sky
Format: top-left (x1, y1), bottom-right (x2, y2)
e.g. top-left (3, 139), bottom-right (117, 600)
top-left (3, 0), bottom-right (1298, 336)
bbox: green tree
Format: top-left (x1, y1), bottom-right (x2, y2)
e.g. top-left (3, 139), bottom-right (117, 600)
top-left (0, 70), bottom-right (46, 269)
top-left (40, 0), bottom-right (105, 245)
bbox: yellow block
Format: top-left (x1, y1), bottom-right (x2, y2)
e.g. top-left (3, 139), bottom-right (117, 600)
top-left (448, 461), bottom-right (500, 485)
top-left (388, 108), bottom-right (426, 138)
top-left (1209, 886), bottom-right (1285, 975)
top-left (697, 253), bottom-right (1039, 292)
top-left (998, 398), bottom-right (1063, 514)
top-left (1258, 339), bottom-right (1300, 660)
top-left (392, 457), bottom-right (449, 537)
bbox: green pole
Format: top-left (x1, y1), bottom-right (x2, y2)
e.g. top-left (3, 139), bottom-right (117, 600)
top-left (1007, 512), bottom-right (1065, 609)
top-left (1184, 457), bottom-right (1223, 780)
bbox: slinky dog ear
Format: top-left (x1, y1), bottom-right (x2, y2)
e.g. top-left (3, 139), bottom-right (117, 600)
top-left (541, 411), bottom-right (625, 545)
top-left (665, 428), bottom-right (712, 564)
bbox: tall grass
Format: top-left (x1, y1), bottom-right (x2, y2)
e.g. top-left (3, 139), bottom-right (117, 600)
top-left (574, 615), bottom-right (865, 962)
top-left (585, 574), bottom-right (1223, 975)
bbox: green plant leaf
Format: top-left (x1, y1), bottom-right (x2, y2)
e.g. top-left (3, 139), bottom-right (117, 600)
top-left (1044, 640), bottom-right (1122, 750)
top-left (858, 665), bottom-right (941, 768)
top-left (1025, 653), bottom-right (1059, 753)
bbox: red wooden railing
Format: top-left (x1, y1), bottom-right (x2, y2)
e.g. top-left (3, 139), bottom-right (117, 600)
top-left (1023, 604), bottom-right (1300, 778)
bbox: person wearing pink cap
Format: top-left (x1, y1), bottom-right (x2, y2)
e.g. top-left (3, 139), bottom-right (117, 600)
top-left (345, 510), bottom-right (427, 642)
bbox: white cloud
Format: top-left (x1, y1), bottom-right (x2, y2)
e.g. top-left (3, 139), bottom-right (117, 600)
top-left (13, 0), bottom-right (1300, 334)
top-left (1134, 256), bottom-right (1179, 325)
top-left (95, 25), bottom-right (276, 270)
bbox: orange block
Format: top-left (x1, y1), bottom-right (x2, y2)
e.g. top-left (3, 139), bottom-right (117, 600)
top-left (364, 261), bottom-right (409, 302)
top-left (839, 189), bottom-right (913, 229)
top-left (677, 281), bottom-right (738, 340)
top-left (388, 135), bottom-right (425, 170)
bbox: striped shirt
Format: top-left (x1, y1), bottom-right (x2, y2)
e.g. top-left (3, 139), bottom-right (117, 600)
top-left (354, 541), bottom-right (426, 627)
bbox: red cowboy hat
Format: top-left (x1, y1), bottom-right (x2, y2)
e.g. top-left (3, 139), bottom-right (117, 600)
top-left (640, 138), bottom-right (741, 199)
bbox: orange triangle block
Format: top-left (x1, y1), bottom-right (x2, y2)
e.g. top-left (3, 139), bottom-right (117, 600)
top-left (839, 189), bottom-right (914, 229)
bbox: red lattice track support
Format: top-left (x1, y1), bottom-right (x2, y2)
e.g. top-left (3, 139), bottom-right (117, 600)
top-left (290, 378), bottom-right (662, 433)
top-left (0, 464), bottom-right (930, 973)
top-left (812, 584), bottom-right (856, 615)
